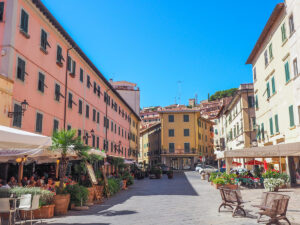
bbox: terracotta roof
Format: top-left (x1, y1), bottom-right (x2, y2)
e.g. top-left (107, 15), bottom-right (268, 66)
top-left (31, 0), bottom-right (141, 121)
top-left (246, 3), bottom-right (285, 64)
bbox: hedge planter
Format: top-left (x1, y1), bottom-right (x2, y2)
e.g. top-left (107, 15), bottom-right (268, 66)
top-left (54, 194), bottom-right (70, 216)
top-left (20, 205), bottom-right (55, 219)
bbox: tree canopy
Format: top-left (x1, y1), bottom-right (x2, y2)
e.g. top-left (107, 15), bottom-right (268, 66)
top-left (209, 88), bottom-right (238, 101)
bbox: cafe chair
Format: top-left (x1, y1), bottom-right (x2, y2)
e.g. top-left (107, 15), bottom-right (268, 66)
top-left (17, 194), bottom-right (32, 224)
top-left (0, 198), bottom-right (16, 225)
top-left (21, 195), bottom-right (41, 225)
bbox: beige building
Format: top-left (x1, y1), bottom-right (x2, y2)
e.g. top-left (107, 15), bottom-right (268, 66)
top-left (159, 109), bottom-right (214, 170)
top-left (0, 74), bottom-right (13, 126)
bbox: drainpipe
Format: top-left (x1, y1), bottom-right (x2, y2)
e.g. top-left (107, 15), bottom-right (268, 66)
top-left (63, 47), bottom-right (73, 130)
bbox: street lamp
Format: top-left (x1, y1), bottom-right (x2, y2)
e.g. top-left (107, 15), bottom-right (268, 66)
top-left (8, 100), bottom-right (29, 118)
top-left (83, 129), bottom-right (95, 140)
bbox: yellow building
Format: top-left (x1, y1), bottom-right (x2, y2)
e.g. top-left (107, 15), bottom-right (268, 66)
top-left (129, 114), bottom-right (140, 161)
top-left (0, 74), bottom-right (13, 126)
top-left (139, 123), bottom-right (161, 166)
top-left (159, 109), bottom-right (214, 170)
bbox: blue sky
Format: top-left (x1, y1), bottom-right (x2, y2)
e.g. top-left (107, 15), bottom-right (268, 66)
top-left (42, 0), bottom-right (282, 108)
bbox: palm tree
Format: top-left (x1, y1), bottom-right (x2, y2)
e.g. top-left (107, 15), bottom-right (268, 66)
top-left (52, 129), bottom-right (90, 189)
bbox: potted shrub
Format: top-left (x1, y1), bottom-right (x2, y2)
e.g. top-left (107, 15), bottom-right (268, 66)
top-left (150, 166), bottom-right (162, 179)
top-left (262, 170), bottom-right (289, 192)
top-left (121, 171), bottom-right (134, 189)
top-left (104, 178), bottom-right (121, 197)
top-left (65, 184), bottom-right (89, 210)
top-left (212, 177), bottom-right (226, 189)
top-left (167, 170), bottom-right (173, 179)
top-left (51, 129), bottom-right (90, 215)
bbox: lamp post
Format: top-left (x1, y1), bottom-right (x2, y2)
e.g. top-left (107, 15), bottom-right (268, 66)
top-left (8, 100), bottom-right (29, 118)
top-left (83, 129), bottom-right (95, 143)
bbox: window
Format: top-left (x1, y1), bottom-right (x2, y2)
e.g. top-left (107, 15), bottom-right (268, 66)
top-left (68, 92), bottom-right (73, 108)
top-left (93, 82), bottom-right (97, 94)
top-left (264, 50), bottom-right (268, 66)
top-left (118, 126), bottom-right (120, 135)
top-left (97, 85), bottom-right (100, 97)
top-left (12, 104), bottom-right (22, 127)
top-left (78, 129), bottom-right (81, 138)
top-left (184, 129), bottom-right (189, 136)
top-left (274, 114), bottom-right (279, 133)
top-left (0, 2), bottom-right (4, 22)
top-left (85, 132), bottom-right (88, 145)
top-left (97, 137), bottom-right (99, 149)
top-left (93, 109), bottom-right (96, 122)
top-left (261, 123), bottom-right (265, 140)
top-left (38, 72), bottom-right (45, 93)
top-left (87, 75), bottom-right (90, 88)
top-left (78, 99), bottom-right (82, 114)
top-left (266, 82), bottom-right (270, 99)
top-left (17, 57), bottom-right (26, 81)
top-left (115, 124), bottom-right (117, 133)
top-left (111, 121), bottom-right (113, 131)
top-left (248, 96), bottom-right (255, 108)
top-left (53, 119), bottom-right (59, 133)
top-left (71, 60), bottom-right (76, 75)
top-left (255, 95), bottom-right (259, 109)
top-left (289, 105), bottom-right (295, 127)
top-left (253, 67), bottom-right (257, 81)
top-left (67, 125), bottom-right (71, 131)
top-left (67, 56), bottom-right (72, 72)
top-left (40, 29), bottom-right (50, 51)
top-left (92, 135), bottom-right (95, 147)
top-left (293, 58), bottom-right (298, 77)
top-left (269, 44), bottom-right (273, 60)
top-left (168, 129), bottom-right (174, 137)
top-left (35, 112), bottom-right (43, 133)
top-left (184, 143), bottom-right (190, 153)
top-left (97, 112), bottom-right (100, 124)
top-left (56, 45), bottom-right (64, 64)
top-left (285, 61), bottom-right (290, 83)
top-left (269, 117), bottom-right (274, 135)
top-left (289, 14), bottom-right (295, 34)
top-left (86, 105), bottom-right (89, 118)
top-left (168, 115), bottom-right (174, 122)
top-left (54, 83), bottom-right (61, 101)
top-left (281, 23), bottom-right (287, 42)
top-left (271, 77), bottom-right (276, 94)
top-left (169, 143), bottom-right (175, 153)
top-left (183, 115), bottom-right (189, 122)
top-left (20, 9), bottom-right (29, 34)
top-left (80, 68), bottom-right (83, 82)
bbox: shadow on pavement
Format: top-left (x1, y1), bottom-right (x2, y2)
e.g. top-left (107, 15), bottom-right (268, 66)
top-left (97, 210), bottom-right (137, 216)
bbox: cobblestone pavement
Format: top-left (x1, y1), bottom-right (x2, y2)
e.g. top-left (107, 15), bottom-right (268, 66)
top-left (44, 172), bottom-right (300, 225)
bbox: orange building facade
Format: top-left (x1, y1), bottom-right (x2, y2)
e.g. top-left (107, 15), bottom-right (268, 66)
top-left (0, 0), bottom-right (140, 160)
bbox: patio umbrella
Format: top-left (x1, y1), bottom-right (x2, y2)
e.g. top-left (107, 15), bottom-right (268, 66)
top-left (264, 160), bottom-right (268, 171)
top-left (232, 161), bottom-right (242, 166)
top-left (245, 159), bottom-right (263, 165)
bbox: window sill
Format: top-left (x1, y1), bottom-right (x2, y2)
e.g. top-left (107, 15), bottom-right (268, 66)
top-left (285, 79), bottom-right (292, 86)
top-left (40, 47), bottom-right (48, 55)
top-left (69, 72), bottom-right (76, 78)
top-left (289, 126), bottom-right (296, 130)
top-left (289, 30), bottom-right (295, 38)
top-left (282, 38), bottom-right (288, 47)
top-left (56, 61), bottom-right (63, 68)
top-left (19, 29), bottom-right (30, 39)
top-left (265, 58), bottom-right (274, 69)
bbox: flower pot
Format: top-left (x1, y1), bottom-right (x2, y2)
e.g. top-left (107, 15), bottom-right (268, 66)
top-left (201, 173), bottom-right (206, 180)
top-left (213, 183), bottom-right (224, 189)
top-left (167, 173), bottom-right (173, 179)
top-left (122, 180), bottom-right (127, 190)
top-left (225, 184), bottom-right (238, 190)
top-left (87, 187), bottom-right (95, 203)
top-left (20, 205), bottom-right (55, 219)
top-left (54, 194), bottom-right (70, 216)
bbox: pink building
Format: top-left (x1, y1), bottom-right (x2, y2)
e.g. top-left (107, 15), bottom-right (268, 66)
top-left (0, 0), bottom-right (140, 160)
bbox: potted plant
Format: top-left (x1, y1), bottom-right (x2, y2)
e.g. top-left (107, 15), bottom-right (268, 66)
top-left (212, 177), bottom-right (226, 189)
top-left (65, 184), bottom-right (89, 210)
top-left (52, 129), bottom-right (90, 215)
top-left (150, 166), bottom-right (162, 179)
top-left (262, 170), bottom-right (289, 192)
top-left (167, 170), bottom-right (173, 179)
top-left (121, 171), bottom-right (134, 189)
top-left (104, 178), bottom-right (121, 197)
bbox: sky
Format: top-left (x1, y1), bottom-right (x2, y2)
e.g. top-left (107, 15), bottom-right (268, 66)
top-left (42, 0), bottom-right (282, 108)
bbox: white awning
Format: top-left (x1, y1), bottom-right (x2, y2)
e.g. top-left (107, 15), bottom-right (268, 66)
top-left (89, 149), bottom-right (107, 158)
top-left (0, 125), bottom-right (52, 159)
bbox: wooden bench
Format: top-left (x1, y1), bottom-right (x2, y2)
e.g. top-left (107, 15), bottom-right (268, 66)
top-left (218, 187), bottom-right (248, 217)
top-left (253, 192), bottom-right (290, 225)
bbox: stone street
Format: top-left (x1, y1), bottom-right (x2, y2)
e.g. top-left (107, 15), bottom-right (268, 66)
top-left (44, 172), bottom-right (300, 225)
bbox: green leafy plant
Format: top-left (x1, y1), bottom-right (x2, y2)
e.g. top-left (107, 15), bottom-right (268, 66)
top-left (213, 178), bottom-right (226, 185)
top-left (52, 129), bottom-right (90, 189)
top-left (104, 178), bottom-right (121, 197)
top-left (39, 189), bottom-right (55, 206)
top-left (121, 171), bottom-right (134, 186)
top-left (65, 184), bottom-right (88, 207)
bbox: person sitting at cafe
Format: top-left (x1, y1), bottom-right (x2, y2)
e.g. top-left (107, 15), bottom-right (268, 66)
top-left (1, 181), bottom-right (11, 189)
top-left (35, 179), bottom-right (44, 187)
top-left (45, 178), bottom-right (55, 192)
top-left (28, 176), bottom-right (36, 186)
top-left (21, 176), bottom-right (29, 186)
top-left (40, 176), bottom-right (45, 185)
top-left (8, 176), bottom-right (17, 187)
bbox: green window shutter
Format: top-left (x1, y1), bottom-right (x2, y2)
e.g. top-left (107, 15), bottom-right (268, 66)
top-left (255, 95), bottom-right (259, 108)
top-left (269, 44), bottom-right (273, 59)
top-left (21, 9), bottom-right (29, 33)
top-left (38, 72), bottom-right (45, 93)
top-left (269, 117), bottom-right (274, 135)
top-left (274, 114), bottom-right (279, 133)
top-left (289, 105), bottom-right (295, 127)
top-left (266, 82), bottom-right (270, 98)
top-left (0, 2), bottom-right (4, 22)
top-left (257, 125), bottom-right (261, 140)
top-left (271, 77), bottom-right (276, 94)
top-left (285, 62), bottom-right (290, 82)
top-left (261, 123), bottom-right (265, 139)
top-left (281, 24), bottom-right (286, 42)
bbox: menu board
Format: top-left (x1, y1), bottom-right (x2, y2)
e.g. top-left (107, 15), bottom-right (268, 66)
top-left (86, 163), bottom-right (98, 185)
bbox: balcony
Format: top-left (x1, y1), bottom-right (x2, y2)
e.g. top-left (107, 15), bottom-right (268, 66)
top-left (161, 149), bottom-right (197, 156)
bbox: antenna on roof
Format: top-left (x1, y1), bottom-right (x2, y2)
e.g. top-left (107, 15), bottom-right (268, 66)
top-left (177, 81), bottom-right (182, 105)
